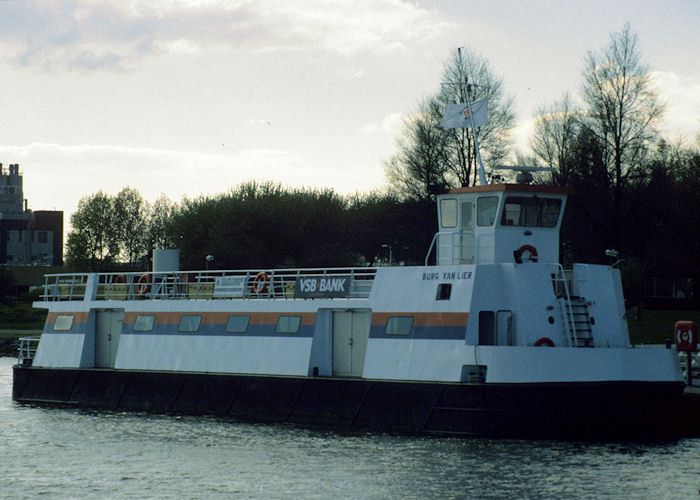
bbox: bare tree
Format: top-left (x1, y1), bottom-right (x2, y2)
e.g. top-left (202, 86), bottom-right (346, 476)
top-left (386, 48), bottom-right (515, 198)
top-left (530, 92), bottom-right (580, 184)
top-left (385, 99), bottom-right (451, 200)
top-left (435, 48), bottom-right (516, 186)
top-left (581, 23), bottom-right (665, 239)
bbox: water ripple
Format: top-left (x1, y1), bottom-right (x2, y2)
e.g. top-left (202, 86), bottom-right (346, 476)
top-left (2, 358), bottom-right (699, 499)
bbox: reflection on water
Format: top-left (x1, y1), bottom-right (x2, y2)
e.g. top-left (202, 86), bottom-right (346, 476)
top-left (1, 357), bottom-right (699, 499)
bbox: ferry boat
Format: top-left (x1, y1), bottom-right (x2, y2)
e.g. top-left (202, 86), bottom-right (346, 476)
top-left (12, 180), bottom-right (685, 439)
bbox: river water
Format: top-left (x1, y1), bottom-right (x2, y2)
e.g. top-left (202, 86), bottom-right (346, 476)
top-left (1, 357), bottom-right (698, 499)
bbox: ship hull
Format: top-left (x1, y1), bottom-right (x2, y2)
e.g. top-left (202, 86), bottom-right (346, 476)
top-left (13, 365), bottom-right (686, 440)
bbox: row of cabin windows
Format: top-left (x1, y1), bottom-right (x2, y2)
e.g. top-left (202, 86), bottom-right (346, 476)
top-left (132, 314), bottom-right (303, 334)
top-left (53, 312), bottom-right (507, 342)
top-left (440, 196), bottom-right (561, 229)
top-left (52, 313), bottom-right (416, 336)
top-left (140, 314), bottom-right (415, 336)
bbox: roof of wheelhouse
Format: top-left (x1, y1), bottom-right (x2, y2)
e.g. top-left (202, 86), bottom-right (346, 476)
top-left (446, 184), bottom-right (574, 195)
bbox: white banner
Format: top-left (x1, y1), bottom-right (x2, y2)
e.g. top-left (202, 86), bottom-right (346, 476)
top-left (439, 98), bottom-right (488, 129)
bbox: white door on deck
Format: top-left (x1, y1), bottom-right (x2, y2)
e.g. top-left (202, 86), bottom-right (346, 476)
top-left (95, 309), bottom-right (124, 367)
top-left (332, 310), bottom-right (369, 377)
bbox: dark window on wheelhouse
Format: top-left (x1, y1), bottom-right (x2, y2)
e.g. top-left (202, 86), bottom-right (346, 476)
top-left (477, 197), bottom-right (499, 226)
top-left (478, 311), bottom-right (496, 345)
top-left (501, 196), bottom-right (562, 228)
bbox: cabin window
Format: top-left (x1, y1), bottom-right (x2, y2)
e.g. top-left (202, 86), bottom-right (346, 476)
top-left (178, 315), bottom-right (201, 332)
top-left (385, 316), bottom-right (414, 336)
top-left (133, 314), bottom-right (155, 332)
top-left (477, 197), bottom-right (498, 226)
top-left (440, 198), bottom-right (458, 228)
top-left (436, 283), bottom-right (452, 300)
top-left (461, 203), bottom-right (473, 229)
top-left (276, 315), bottom-right (302, 334)
top-left (226, 315), bottom-right (250, 333)
top-left (53, 315), bottom-right (74, 331)
top-left (478, 311), bottom-right (495, 345)
top-left (501, 196), bottom-right (562, 228)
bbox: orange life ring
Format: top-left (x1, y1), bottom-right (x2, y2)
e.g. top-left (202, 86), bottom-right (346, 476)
top-left (252, 272), bottom-right (269, 294)
top-left (114, 274), bottom-right (126, 284)
top-left (534, 337), bottom-right (555, 347)
top-left (137, 273), bottom-right (152, 295)
top-left (515, 244), bottom-right (538, 263)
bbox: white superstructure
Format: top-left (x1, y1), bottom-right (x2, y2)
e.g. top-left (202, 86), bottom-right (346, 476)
top-left (29, 184), bottom-right (682, 388)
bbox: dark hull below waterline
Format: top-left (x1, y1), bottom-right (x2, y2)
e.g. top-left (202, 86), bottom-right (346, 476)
top-left (12, 366), bottom-right (688, 440)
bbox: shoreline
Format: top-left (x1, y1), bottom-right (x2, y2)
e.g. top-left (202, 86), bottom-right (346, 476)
top-left (0, 329), bottom-right (42, 357)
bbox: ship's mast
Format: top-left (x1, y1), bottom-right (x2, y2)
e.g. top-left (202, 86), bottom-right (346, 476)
top-left (441, 47), bottom-right (488, 186)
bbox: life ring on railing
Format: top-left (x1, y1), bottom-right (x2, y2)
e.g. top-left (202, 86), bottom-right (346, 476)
top-left (137, 273), bottom-right (152, 295)
top-left (514, 245), bottom-right (538, 263)
top-left (534, 337), bottom-right (555, 347)
top-left (114, 274), bottom-right (126, 284)
top-left (252, 272), bottom-right (269, 294)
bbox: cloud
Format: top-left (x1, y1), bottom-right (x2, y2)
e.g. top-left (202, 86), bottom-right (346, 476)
top-left (359, 113), bottom-right (404, 136)
top-left (0, 142), bottom-right (384, 223)
top-left (0, 0), bottom-right (456, 71)
top-left (651, 70), bottom-right (700, 140)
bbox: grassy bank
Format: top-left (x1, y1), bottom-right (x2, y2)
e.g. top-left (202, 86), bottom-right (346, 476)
top-left (0, 302), bottom-right (47, 330)
top-left (0, 302), bottom-right (46, 357)
top-left (627, 310), bottom-right (700, 345)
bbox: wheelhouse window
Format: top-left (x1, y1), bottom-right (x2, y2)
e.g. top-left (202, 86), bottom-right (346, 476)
top-left (461, 203), bottom-right (473, 229)
top-left (276, 315), bottom-right (301, 334)
top-left (133, 314), bottom-right (155, 332)
top-left (501, 196), bottom-right (562, 228)
top-left (385, 316), bottom-right (414, 336)
top-left (178, 315), bottom-right (201, 332)
top-left (53, 315), bottom-right (74, 331)
top-left (477, 197), bottom-right (499, 226)
top-left (226, 315), bottom-right (250, 333)
top-left (440, 198), bottom-right (458, 228)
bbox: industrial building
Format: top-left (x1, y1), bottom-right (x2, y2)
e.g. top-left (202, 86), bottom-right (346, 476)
top-left (0, 163), bottom-right (63, 266)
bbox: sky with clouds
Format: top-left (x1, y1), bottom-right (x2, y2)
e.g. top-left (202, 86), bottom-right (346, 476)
top-left (0, 0), bottom-right (698, 221)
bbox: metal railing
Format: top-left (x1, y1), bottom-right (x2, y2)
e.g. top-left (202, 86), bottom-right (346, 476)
top-left (18, 337), bottom-right (40, 365)
top-left (425, 231), bottom-right (474, 266)
top-left (40, 267), bottom-right (377, 302)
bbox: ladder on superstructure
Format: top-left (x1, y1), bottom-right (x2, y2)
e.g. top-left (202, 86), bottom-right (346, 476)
top-left (552, 267), bottom-right (595, 347)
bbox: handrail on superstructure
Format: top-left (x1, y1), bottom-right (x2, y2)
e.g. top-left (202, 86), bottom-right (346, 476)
top-left (18, 337), bottom-right (40, 365)
top-left (425, 230), bottom-right (475, 266)
top-left (425, 233), bottom-right (439, 265)
top-left (40, 267), bottom-right (378, 302)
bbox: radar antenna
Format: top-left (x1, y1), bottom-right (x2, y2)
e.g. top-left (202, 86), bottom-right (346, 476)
top-left (494, 165), bottom-right (555, 184)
